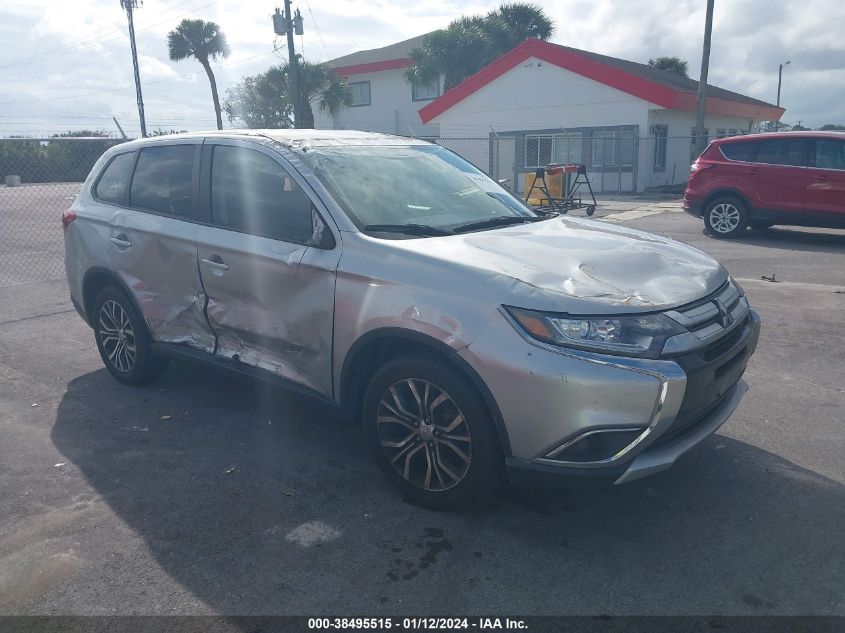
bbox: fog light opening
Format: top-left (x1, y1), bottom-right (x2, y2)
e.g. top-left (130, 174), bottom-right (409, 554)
top-left (546, 428), bottom-right (646, 463)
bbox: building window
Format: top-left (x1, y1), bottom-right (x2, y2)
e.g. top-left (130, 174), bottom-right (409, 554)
top-left (412, 79), bottom-right (440, 101)
top-left (525, 135), bottom-right (553, 168)
top-left (592, 131), bottom-right (634, 168)
top-left (348, 81), bottom-right (371, 107)
top-left (653, 125), bottom-right (668, 172)
top-left (552, 133), bottom-right (583, 165)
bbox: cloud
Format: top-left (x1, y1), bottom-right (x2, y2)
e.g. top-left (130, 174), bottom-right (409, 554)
top-left (0, 0), bottom-right (842, 137)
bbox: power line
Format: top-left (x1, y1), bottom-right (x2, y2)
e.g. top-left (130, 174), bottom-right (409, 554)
top-left (9, 0), bottom-right (200, 63)
top-left (303, 0), bottom-right (330, 61)
top-left (0, 49), bottom-right (278, 105)
top-left (0, 0), bottom-right (216, 72)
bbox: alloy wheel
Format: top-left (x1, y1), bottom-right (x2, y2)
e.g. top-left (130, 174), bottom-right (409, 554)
top-left (709, 203), bottom-right (741, 234)
top-left (98, 299), bottom-right (136, 373)
top-left (376, 378), bottom-right (472, 491)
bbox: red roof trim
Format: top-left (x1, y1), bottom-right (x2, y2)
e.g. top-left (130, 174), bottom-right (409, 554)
top-left (418, 39), bottom-right (784, 123)
top-left (333, 58), bottom-right (411, 77)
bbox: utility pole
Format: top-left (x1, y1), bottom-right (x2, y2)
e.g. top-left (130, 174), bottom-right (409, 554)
top-left (273, 2), bottom-right (305, 128)
top-left (693, 0), bottom-right (714, 158)
top-left (775, 61), bottom-right (790, 131)
top-left (776, 60), bottom-right (790, 107)
top-left (120, 0), bottom-right (146, 138)
top-left (112, 116), bottom-right (128, 140)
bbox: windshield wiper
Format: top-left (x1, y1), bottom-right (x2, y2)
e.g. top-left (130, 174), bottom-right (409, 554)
top-left (451, 216), bottom-right (539, 234)
top-left (363, 223), bottom-right (453, 237)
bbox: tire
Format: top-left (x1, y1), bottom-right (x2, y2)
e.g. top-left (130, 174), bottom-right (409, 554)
top-left (750, 220), bottom-right (774, 230)
top-left (704, 196), bottom-right (748, 238)
top-left (362, 356), bottom-right (500, 510)
top-left (93, 286), bottom-right (169, 385)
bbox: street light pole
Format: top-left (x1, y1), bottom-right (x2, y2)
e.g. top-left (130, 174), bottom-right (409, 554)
top-left (120, 0), bottom-right (146, 138)
top-left (694, 0), bottom-right (715, 158)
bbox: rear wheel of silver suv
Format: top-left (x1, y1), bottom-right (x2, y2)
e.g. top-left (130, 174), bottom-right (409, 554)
top-left (362, 357), bottom-right (499, 510)
top-left (93, 286), bottom-right (168, 385)
top-left (704, 196), bottom-right (748, 238)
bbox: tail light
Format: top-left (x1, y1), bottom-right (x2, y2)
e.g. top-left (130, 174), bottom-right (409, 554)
top-left (689, 162), bottom-right (715, 175)
top-left (61, 209), bottom-right (77, 235)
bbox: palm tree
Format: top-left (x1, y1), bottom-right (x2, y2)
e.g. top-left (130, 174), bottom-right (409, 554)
top-left (167, 19), bottom-right (231, 130)
top-left (222, 62), bottom-right (349, 129)
top-left (296, 62), bottom-right (351, 128)
top-left (647, 56), bottom-right (689, 78)
top-left (486, 2), bottom-right (554, 52)
top-left (404, 3), bottom-right (554, 92)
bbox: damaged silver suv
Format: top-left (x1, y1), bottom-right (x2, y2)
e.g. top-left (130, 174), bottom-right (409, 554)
top-left (65, 130), bottom-right (760, 509)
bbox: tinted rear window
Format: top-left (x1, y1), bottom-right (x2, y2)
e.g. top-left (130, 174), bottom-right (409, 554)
top-left (720, 141), bottom-right (756, 162)
top-left (814, 139), bottom-right (845, 170)
top-left (94, 152), bottom-right (135, 204)
top-left (755, 139), bottom-right (807, 167)
top-left (129, 145), bottom-right (194, 216)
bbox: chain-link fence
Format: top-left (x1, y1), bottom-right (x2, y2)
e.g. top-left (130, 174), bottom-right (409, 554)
top-left (0, 137), bottom-right (126, 287)
top-left (433, 132), bottom-right (696, 194)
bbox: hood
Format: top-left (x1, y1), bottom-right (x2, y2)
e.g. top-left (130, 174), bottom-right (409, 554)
top-left (392, 216), bottom-right (727, 314)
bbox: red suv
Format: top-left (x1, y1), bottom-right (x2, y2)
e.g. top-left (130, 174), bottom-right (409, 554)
top-left (684, 131), bottom-right (845, 238)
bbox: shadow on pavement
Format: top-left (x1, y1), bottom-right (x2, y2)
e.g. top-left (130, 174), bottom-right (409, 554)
top-left (51, 363), bottom-right (845, 615)
top-left (705, 226), bottom-right (845, 254)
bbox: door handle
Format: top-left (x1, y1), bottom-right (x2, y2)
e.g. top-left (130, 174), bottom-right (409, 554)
top-left (110, 234), bottom-right (132, 248)
top-left (201, 255), bottom-right (230, 271)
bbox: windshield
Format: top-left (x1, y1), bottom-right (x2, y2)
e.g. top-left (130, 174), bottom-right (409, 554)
top-left (298, 144), bottom-right (539, 235)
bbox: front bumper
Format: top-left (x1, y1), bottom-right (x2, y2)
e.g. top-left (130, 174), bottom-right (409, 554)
top-left (458, 305), bottom-right (761, 486)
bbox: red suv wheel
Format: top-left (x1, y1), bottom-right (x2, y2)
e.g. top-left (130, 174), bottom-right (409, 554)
top-left (704, 196), bottom-right (748, 238)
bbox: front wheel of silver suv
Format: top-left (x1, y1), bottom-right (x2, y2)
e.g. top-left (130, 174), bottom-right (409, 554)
top-left (93, 286), bottom-right (169, 385)
top-left (362, 357), bottom-right (500, 510)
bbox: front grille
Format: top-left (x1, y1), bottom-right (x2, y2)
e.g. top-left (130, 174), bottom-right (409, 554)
top-left (662, 280), bottom-right (751, 356)
top-left (656, 290), bottom-right (758, 446)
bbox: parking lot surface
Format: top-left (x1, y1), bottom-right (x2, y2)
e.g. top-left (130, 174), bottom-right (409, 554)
top-left (0, 197), bottom-right (843, 615)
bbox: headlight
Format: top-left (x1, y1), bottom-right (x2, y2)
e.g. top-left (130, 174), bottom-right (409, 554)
top-left (504, 306), bottom-right (686, 358)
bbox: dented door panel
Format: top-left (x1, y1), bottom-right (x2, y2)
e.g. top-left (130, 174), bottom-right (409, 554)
top-left (108, 209), bottom-right (215, 352)
top-left (196, 226), bottom-right (337, 397)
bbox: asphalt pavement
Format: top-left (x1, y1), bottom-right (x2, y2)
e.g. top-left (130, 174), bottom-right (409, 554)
top-left (0, 198), bottom-right (842, 615)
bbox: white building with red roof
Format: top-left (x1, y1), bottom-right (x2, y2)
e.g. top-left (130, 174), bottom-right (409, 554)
top-left (314, 37), bottom-right (784, 192)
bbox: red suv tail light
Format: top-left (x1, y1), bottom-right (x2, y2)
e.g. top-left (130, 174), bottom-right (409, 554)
top-left (62, 209), bottom-right (77, 235)
top-left (689, 162), bottom-right (715, 176)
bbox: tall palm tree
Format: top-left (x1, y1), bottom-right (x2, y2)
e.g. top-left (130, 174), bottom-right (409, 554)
top-left (167, 19), bottom-right (231, 130)
top-left (404, 3), bottom-right (554, 92)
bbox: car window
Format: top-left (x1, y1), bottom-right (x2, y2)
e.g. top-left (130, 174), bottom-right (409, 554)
top-left (94, 152), bottom-right (135, 204)
top-left (814, 139), bottom-right (845, 170)
top-left (129, 145), bottom-right (194, 216)
top-left (210, 145), bottom-right (315, 244)
top-left (755, 139), bottom-right (806, 167)
top-left (720, 141), bottom-right (756, 162)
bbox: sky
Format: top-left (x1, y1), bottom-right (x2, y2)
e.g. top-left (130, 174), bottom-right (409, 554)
top-left (1, 0), bottom-right (843, 137)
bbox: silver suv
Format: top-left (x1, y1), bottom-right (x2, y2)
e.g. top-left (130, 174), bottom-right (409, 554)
top-left (64, 130), bottom-right (760, 509)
